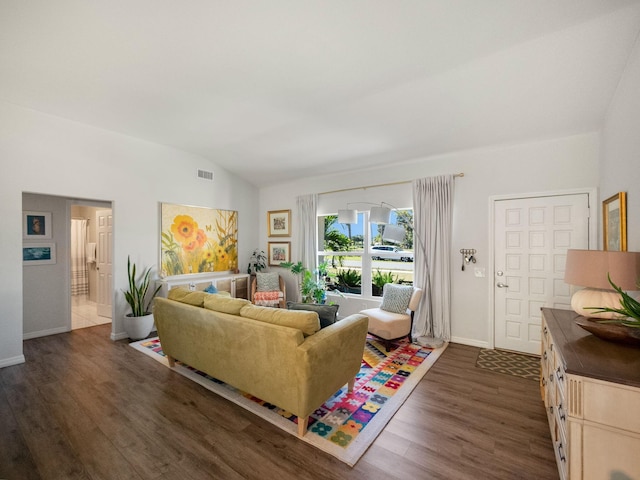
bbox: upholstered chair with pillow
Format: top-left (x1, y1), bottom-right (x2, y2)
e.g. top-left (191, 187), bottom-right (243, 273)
top-left (251, 272), bottom-right (286, 308)
top-left (359, 284), bottom-right (423, 351)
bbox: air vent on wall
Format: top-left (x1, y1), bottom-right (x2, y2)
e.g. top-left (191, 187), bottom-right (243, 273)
top-left (197, 169), bottom-right (214, 181)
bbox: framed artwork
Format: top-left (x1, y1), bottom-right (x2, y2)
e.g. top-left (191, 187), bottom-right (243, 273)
top-left (23, 243), bottom-right (56, 265)
top-left (160, 203), bottom-right (238, 277)
top-left (268, 242), bottom-right (290, 266)
top-left (23, 211), bottom-right (52, 239)
top-left (603, 192), bottom-right (627, 252)
top-left (268, 210), bottom-right (291, 237)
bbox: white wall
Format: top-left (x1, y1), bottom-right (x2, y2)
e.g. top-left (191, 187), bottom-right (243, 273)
top-left (260, 132), bottom-right (600, 347)
top-left (0, 102), bottom-right (259, 367)
top-left (601, 35), bottom-right (640, 252)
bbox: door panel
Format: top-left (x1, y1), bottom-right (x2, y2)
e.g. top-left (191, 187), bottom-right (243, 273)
top-left (96, 209), bottom-right (113, 318)
top-left (494, 194), bottom-right (589, 354)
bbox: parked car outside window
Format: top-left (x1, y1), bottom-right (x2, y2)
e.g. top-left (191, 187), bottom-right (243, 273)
top-left (370, 245), bottom-right (413, 262)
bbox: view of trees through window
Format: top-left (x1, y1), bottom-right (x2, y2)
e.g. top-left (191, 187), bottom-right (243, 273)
top-left (318, 209), bottom-right (414, 297)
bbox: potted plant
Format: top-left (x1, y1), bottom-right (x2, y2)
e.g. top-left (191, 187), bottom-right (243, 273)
top-left (372, 269), bottom-right (397, 296)
top-left (123, 256), bottom-right (162, 340)
top-left (247, 249), bottom-right (267, 275)
top-left (336, 268), bottom-right (362, 294)
top-left (281, 261), bottom-right (329, 303)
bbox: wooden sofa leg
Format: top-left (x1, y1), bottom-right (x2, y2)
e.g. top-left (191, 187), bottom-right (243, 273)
top-left (167, 355), bottom-right (176, 368)
top-left (348, 377), bottom-right (355, 392)
top-left (298, 417), bottom-right (308, 437)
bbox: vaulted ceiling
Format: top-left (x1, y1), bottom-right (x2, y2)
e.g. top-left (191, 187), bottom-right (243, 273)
top-left (2, 1), bottom-right (640, 186)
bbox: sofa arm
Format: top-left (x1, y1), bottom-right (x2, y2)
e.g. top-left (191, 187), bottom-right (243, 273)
top-left (295, 313), bottom-right (369, 417)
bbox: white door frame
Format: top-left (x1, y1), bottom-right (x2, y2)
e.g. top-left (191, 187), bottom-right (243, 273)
top-left (487, 187), bottom-right (598, 349)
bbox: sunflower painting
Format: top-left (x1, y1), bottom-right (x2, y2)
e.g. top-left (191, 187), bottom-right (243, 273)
top-left (160, 203), bottom-right (238, 277)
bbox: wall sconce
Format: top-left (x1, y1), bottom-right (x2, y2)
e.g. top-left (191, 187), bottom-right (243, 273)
top-left (564, 249), bottom-right (640, 318)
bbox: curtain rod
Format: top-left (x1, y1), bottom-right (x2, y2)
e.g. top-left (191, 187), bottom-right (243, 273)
top-left (318, 173), bottom-right (464, 196)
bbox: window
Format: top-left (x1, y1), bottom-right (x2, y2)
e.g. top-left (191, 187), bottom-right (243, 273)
top-left (318, 209), bottom-right (413, 297)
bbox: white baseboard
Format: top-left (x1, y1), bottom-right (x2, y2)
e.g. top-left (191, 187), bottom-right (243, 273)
top-left (450, 336), bottom-right (489, 349)
top-left (110, 328), bottom-right (157, 342)
top-left (23, 326), bottom-right (69, 340)
top-left (0, 354), bottom-right (26, 367)
top-left (111, 331), bottom-right (129, 341)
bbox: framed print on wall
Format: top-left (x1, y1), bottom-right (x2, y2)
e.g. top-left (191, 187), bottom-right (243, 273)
top-left (23, 243), bottom-right (56, 266)
top-left (23, 211), bottom-right (52, 239)
top-left (268, 242), bottom-right (290, 266)
top-left (603, 192), bottom-right (627, 252)
top-left (160, 203), bottom-right (238, 277)
top-left (268, 210), bottom-right (291, 237)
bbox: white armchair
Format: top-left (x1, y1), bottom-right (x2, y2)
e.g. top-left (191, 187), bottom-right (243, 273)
top-left (360, 285), bottom-right (423, 351)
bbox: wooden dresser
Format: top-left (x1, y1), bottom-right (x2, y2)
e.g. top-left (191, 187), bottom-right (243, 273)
top-left (540, 308), bottom-right (640, 480)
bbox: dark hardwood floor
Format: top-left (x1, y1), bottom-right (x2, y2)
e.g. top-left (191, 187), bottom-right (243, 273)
top-left (0, 324), bottom-right (558, 479)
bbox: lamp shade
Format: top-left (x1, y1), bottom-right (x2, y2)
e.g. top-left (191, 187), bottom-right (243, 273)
top-left (564, 249), bottom-right (640, 290)
top-left (338, 209), bottom-right (357, 224)
top-left (382, 224), bottom-right (405, 244)
top-left (370, 206), bottom-right (391, 224)
top-left (564, 249), bottom-right (640, 319)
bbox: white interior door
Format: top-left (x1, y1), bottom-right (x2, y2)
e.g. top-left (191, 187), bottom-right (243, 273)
top-left (494, 194), bottom-right (590, 354)
top-left (96, 209), bottom-right (113, 318)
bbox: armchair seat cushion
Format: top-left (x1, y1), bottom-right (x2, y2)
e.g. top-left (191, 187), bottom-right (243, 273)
top-left (360, 307), bottom-right (411, 340)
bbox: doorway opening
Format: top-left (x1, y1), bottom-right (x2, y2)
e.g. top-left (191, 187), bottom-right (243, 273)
top-left (70, 202), bottom-right (113, 330)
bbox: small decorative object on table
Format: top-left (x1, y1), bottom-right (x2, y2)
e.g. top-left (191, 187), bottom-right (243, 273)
top-left (583, 275), bottom-right (640, 346)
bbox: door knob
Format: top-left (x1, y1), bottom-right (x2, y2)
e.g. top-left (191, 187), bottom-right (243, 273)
top-left (497, 282), bottom-right (509, 288)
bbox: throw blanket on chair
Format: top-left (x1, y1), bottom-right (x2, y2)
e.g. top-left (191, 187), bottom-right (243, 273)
top-left (253, 291), bottom-right (281, 307)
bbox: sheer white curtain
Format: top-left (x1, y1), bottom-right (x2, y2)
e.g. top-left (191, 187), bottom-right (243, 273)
top-left (412, 175), bottom-right (454, 342)
top-left (296, 194), bottom-right (318, 272)
top-left (71, 219), bottom-right (89, 296)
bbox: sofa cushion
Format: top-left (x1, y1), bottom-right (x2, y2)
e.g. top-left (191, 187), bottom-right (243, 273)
top-left (203, 294), bottom-right (251, 315)
top-left (167, 288), bottom-right (207, 307)
top-left (380, 284), bottom-right (414, 314)
top-left (256, 272), bottom-right (280, 292)
top-left (286, 301), bottom-right (339, 329)
top-left (240, 304), bottom-right (320, 336)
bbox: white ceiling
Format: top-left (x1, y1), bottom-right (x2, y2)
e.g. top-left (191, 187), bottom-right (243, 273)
top-left (2, 0), bottom-right (640, 186)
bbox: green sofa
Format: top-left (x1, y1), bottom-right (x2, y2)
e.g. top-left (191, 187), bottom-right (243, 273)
top-left (153, 288), bottom-right (368, 436)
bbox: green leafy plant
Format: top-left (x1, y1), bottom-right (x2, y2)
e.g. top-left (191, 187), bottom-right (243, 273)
top-left (372, 269), bottom-right (397, 288)
top-left (123, 256), bottom-right (162, 317)
top-left (587, 274), bottom-right (640, 328)
top-left (336, 268), bottom-right (362, 288)
top-left (281, 261), bottom-right (329, 303)
top-left (247, 249), bottom-right (267, 274)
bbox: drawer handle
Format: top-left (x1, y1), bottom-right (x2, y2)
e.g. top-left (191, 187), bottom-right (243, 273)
top-left (542, 377), bottom-right (547, 387)
top-left (543, 351), bottom-right (547, 360)
top-left (558, 443), bottom-right (566, 462)
top-left (556, 367), bottom-right (564, 382)
top-left (544, 326), bottom-right (548, 334)
top-left (558, 403), bottom-right (565, 421)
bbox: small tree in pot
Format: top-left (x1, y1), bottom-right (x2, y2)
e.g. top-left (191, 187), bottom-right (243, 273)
top-left (123, 256), bottom-right (161, 340)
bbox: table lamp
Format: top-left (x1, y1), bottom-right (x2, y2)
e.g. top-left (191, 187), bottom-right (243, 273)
top-left (564, 249), bottom-right (640, 318)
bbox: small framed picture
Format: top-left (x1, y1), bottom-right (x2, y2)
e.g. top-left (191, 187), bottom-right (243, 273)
top-left (23, 243), bottom-right (56, 266)
top-left (603, 192), bottom-right (627, 252)
top-left (268, 210), bottom-right (291, 237)
top-left (23, 211), bottom-right (52, 239)
top-left (268, 242), bottom-right (291, 266)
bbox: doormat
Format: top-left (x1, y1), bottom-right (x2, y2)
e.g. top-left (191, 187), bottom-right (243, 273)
top-left (130, 336), bottom-right (447, 466)
top-left (475, 348), bottom-right (539, 381)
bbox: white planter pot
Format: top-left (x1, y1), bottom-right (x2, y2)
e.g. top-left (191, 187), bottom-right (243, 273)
top-left (124, 312), bottom-right (155, 340)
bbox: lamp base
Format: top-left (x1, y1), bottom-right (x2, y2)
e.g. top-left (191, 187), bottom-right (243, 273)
top-left (571, 288), bottom-right (627, 319)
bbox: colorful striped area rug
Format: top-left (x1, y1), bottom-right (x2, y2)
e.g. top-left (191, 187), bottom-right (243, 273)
top-left (130, 335), bottom-right (447, 466)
